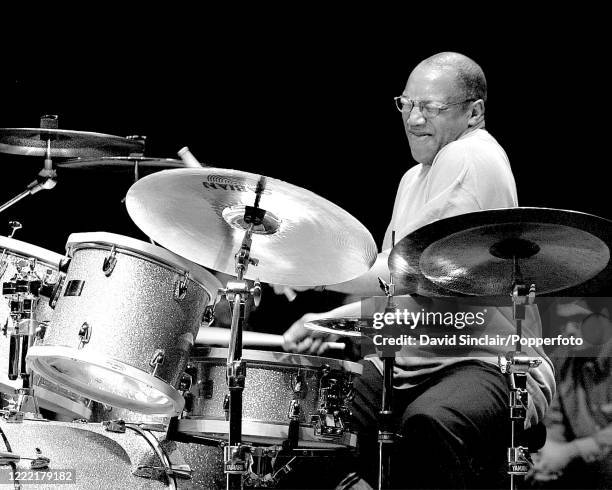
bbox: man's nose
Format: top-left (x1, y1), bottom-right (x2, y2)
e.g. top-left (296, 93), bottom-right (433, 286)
top-left (405, 104), bottom-right (426, 125)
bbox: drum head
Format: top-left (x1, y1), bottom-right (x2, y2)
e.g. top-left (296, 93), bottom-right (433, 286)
top-left (27, 346), bottom-right (184, 415)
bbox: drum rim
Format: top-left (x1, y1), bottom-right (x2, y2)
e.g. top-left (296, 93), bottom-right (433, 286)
top-left (176, 418), bottom-right (358, 448)
top-left (33, 385), bottom-right (93, 419)
top-left (190, 347), bottom-right (363, 375)
top-left (27, 345), bottom-right (185, 416)
top-left (65, 231), bottom-right (222, 294)
top-left (0, 235), bottom-right (64, 267)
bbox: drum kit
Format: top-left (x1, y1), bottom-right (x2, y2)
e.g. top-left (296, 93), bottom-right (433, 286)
top-left (0, 119), bottom-right (376, 489)
top-left (1, 118), bottom-right (612, 490)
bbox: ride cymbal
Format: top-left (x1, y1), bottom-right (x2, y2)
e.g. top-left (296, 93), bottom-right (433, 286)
top-left (389, 208), bottom-right (612, 297)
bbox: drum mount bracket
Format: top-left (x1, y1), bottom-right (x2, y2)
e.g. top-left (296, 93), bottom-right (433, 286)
top-left (311, 365), bottom-right (354, 439)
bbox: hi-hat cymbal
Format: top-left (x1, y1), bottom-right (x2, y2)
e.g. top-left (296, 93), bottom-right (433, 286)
top-left (57, 156), bottom-right (185, 171)
top-left (389, 207), bottom-right (612, 297)
top-left (304, 318), bottom-right (372, 337)
top-left (125, 168), bottom-right (377, 287)
top-left (0, 128), bottom-right (144, 158)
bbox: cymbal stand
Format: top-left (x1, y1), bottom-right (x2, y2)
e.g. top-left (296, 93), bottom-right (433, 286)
top-left (0, 116), bottom-right (58, 215)
top-left (497, 255), bottom-right (542, 490)
top-left (376, 231), bottom-right (399, 490)
top-left (218, 179), bottom-right (266, 490)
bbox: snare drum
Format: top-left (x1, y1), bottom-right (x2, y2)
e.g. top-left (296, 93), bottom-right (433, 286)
top-left (178, 348), bottom-right (362, 449)
top-left (0, 236), bottom-right (93, 420)
top-left (27, 233), bottom-right (221, 416)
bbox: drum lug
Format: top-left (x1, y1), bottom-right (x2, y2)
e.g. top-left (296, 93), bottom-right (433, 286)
top-left (292, 372), bottom-right (306, 397)
top-left (149, 349), bottom-right (165, 377)
top-left (78, 322), bottom-right (92, 348)
top-left (103, 419), bottom-right (127, 433)
top-left (174, 271), bottom-right (189, 300)
top-left (102, 245), bottom-right (117, 276)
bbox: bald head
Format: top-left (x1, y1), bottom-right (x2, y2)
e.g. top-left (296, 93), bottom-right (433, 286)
top-left (417, 52), bottom-right (487, 103)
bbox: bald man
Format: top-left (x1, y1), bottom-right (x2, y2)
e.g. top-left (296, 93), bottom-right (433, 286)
top-left (281, 52), bottom-right (555, 489)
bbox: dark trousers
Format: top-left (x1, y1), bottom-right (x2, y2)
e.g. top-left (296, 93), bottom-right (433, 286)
top-left (348, 360), bottom-right (511, 490)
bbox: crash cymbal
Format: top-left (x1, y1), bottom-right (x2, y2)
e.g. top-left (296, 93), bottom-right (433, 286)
top-left (0, 128), bottom-right (144, 158)
top-left (57, 156), bottom-right (185, 171)
top-left (389, 207), bottom-right (612, 297)
top-left (125, 168), bottom-right (377, 286)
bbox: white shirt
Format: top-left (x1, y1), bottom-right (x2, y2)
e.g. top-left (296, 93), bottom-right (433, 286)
top-left (383, 128), bottom-right (517, 250)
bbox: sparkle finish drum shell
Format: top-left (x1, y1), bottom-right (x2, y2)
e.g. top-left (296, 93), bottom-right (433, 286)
top-left (27, 233), bottom-right (221, 416)
top-left (179, 348), bottom-right (362, 448)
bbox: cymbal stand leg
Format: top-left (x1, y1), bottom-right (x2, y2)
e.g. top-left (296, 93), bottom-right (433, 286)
top-left (499, 271), bottom-right (541, 490)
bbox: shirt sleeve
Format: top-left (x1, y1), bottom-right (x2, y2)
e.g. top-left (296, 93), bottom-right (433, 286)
top-left (393, 136), bottom-right (517, 242)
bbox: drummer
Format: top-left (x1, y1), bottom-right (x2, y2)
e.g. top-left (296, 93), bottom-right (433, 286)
top-left (281, 52), bottom-right (555, 489)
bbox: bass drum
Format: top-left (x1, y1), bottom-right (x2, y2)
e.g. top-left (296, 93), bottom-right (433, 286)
top-left (0, 419), bottom-right (349, 489)
top-left (0, 419), bottom-right (185, 489)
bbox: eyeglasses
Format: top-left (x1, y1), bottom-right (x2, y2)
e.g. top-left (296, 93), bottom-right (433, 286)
top-left (393, 96), bottom-right (474, 118)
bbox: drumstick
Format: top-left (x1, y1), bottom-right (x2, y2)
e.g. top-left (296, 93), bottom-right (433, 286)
top-left (178, 147), bottom-right (206, 168)
top-left (196, 326), bottom-right (345, 350)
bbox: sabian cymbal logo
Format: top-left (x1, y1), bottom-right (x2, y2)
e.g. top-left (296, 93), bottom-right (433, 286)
top-left (202, 175), bottom-right (270, 194)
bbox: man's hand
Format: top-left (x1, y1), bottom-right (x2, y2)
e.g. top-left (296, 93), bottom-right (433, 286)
top-left (282, 312), bottom-right (338, 355)
top-left (531, 440), bottom-right (578, 481)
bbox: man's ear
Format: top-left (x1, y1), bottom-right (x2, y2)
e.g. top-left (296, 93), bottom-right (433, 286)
top-left (467, 99), bottom-right (485, 127)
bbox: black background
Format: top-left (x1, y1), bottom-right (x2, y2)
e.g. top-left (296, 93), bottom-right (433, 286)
top-left (1, 23), bottom-right (608, 330)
